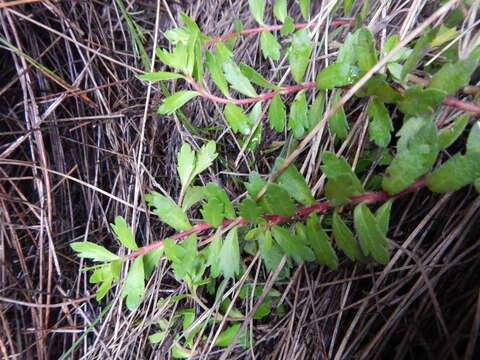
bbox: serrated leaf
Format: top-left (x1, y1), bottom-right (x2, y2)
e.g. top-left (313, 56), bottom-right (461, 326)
top-left (206, 50), bottom-right (230, 98)
top-left (219, 228), bottom-right (240, 279)
top-left (288, 91), bottom-right (308, 139)
top-left (368, 98), bottom-right (393, 147)
top-left (245, 171), bottom-right (267, 198)
top-left (439, 113), bottom-right (469, 150)
top-left (182, 186), bottom-right (207, 211)
top-left (238, 197), bottom-right (264, 224)
top-left (429, 57), bottom-right (478, 95)
top-left (144, 247), bottom-right (163, 278)
top-left (337, 31), bottom-right (357, 66)
top-left (216, 323), bottom-right (242, 347)
top-left (401, 28), bottom-right (438, 80)
top-left (201, 198), bottom-right (224, 227)
top-left (111, 216), bottom-right (138, 250)
top-left (240, 63), bottom-right (279, 89)
top-left (272, 225), bottom-right (315, 263)
top-left (223, 60), bottom-right (258, 97)
top-left (145, 192), bottom-right (192, 230)
top-left (258, 230), bottom-right (290, 278)
top-left (288, 29), bottom-right (313, 83)
top-left (248, 0), bottom-right (265, 25)
top-left (353, 203), bottom-right (390, 264)
top-left (164, 235), bottom-right (198, 281)
top-left (329, 92), bottom-right (348, 139)
top-left (308, 92), bottom-right (325, 130)
top-left (194, 140), bottom-right (218, 176)
top-left (281, 16), bottom-right (295, 36)
top-left (298, 0), bottom-right (310, 19)
top-left (122, 255), bottom-right (145, 310)
top-left (224, 103), bottom-right (251, 135)
top-left (375, 200), bottom-right (392, 235)
top-left (332, 212), bottom-right (363, 261)
top-left (467, 121), bottom-right (480, 154)
top-left (356, 28), bottom-right (377, 72)
top-left (70, 242), bottom-right (120, 262)
top-left (303, 217), bottom-right (338, 269)
top-left (207, 234), bottom-right (222, 278)
top-left (427, 153), bottom-right (480, 192)
top-left (137, 71), bottom-right (185, 81)
top-left (157, 91), bottom-right (199, 115)
top-left (177, 143), bottom-right (196, 190)
top-left (397, 85), bottom-right (446, 116)
top-left (316, 62), bottom-right (357, 89)
top-left (273, 0), bottom-right (287, 22)
top-left (275, 159), bottom-right (315, 205)
top-left (156, 46), bottom-right (188, 72)
top-left (259, 183), bottom-right (296, 217)
top-left (268, 94), bottom-right (286, 132)
top-left (260, 31), bottom-right (281, 61)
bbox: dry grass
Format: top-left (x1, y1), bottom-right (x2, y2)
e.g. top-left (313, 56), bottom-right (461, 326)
top-left (1, 0), bottom-right (479, 359)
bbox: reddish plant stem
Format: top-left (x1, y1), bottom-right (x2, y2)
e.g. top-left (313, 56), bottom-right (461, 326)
top-left (442, 96), bottom-right (480, 115)
top-left (204, 20), bottom-right (355, 46)
top-left (127, 178), bottom-right (427, 260)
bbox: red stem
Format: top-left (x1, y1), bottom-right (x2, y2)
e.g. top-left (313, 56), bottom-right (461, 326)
top-left (127, 178), bottom-right (427, 260)
top-left (204, 20), bottom-right (355, 46)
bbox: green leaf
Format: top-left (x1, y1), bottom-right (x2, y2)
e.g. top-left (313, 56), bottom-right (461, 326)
top-left (272, 225), bottom-right (315, 263)
top-left (303, 216), bottom-right (338, 269)
top-left (111, 216), bottom-right (138, 250)
top-left (260, 31), bottom-right (281, 61)
top-left (177, 143), bottom-right (196, 190)
top-left (353, 203), bottom-right (390, 264)
top-left (343, 0), bottom-right (353, 15)
top-left (273, 0), bottom-right (287, 23)
top-left (157, 91), bottom-right (199, 115)
top-left (332, 212), bottom-right (363, 261)
top-left (268, 94), bottom-right (286, 132)
top-left (137, 71), bottom-right (185, 81)
top-left (368, 98), bottom-right (393, 147)
top-left (275, 159), bottom-right (315, 205)
top-left (321, 151), bottom-right (364, 205)
top-left (206, 50), bottom-right (230, 98)
top-left (439, 113), bottom-right (469, 150)
top-left (216, 323), bottom-right (242, 347)
top-left (281, 16), bottom-right (295, 36)
top-left (171, 344), bottom-right (191, 359)
top-left (375, 200), bottom-right (392, 235)
top-left (288, 29), bottom-right (313, 83)
top-left (164, 235), bottom-right (198, 281)
top-left (427, 153), bottom-right (480, 192)
top-left (207, 234), bottom-right (222, 278)
top-left (298, 0), bottom-right (310, 19)
top-left (145, 192), bottom-right (192, 230)
top-left (216, 42), bottom-right (233, 63)
top-left (238, 197), bottom-right (265, 224)
top-left (182, 186), bottom-right (207, 210)
top-left (201, 198), bottom-right (224, 227)
top-left (383, 122), bottom-right (439, 194)
top-left (201, 183), bottom-right (235, 226)
top-left (329, 91), bottom-right (348, 139)
top-left (308, 92), bottom-right (325, 130)
top-left (401, 28), bottom-right (438, 80)
top-left (122, 255), bottom-right (145, 310)
top-left (156, 46), bottom-right (188, 72)
top-left (248, 0), bottom-right (266, 25)
top-left (259, 183), bottom-right (296, 217)
top-left (70, 242), bottom-right (120, 262)
top-left (219, 228), bottom-right (240, 278)
top-left (356, 28), bottom-right (377, 72)
top-left (337, 31), bottom-right (357, 66)
top-left (223, 60), bottom-right (258, 97)
top-left (397, 85), bottom-right (446, 116)
top-left (429, 57), bottom-right (478, 95)
top-left (194, 140), bottom-right (218, 176)
top-left (144, 247), bottom-right (164, 278)
top-left (245, 171), bottom-right (267, 198)
top-left (239, 63), bottom-right (279, 89)
top-left (243, 102), bottom-right (263, 151)
top-left (224, 103), bottom-right (251, 135)
top-left (316, 62), bottom-right (357, 89)
top-left (258, 230), bottom-right (290, 278)
top-left (467, 121), bottom-right (480, 154)
top-left (288, 91), bottom-right (308, 139)
top-left (355, 74), bottom-right (401, 104)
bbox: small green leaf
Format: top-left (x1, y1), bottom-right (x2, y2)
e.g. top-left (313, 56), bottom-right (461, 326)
top-left (332, 212), bottom-right (363, 261)
top-left (157, 91), bottom-right (199, 115)
top-left (216, 323), bottom-right (242, 347)
top-left (248, 0), bottom-right (266, 25)
top-left (281, 16), bottom-right (295, 36)
top-left (206, 50), bottom-right (230, 98)
top-left (337, 32), bottom-right (357, 66)
top-left (368, 98), bottom-right (393, 147)
top-left (401, 28), bottom-right (438, 80)
top-left (429, 57), bottom-right (478, 95)
top-left (375, 200), bottom-right (392, 235)
top-left (122, 255), bottom-right (145, 310)
top-left (238, 197), bottom-right (264, 224)
top-left (356, 28), bottom-right (377, 72)
top-left (70, 242), bottom-right (120, 262)
top-left (137, 71), bottom-right (185, 81)
top-left (356, 74), bottom-right (401, 104)
top-left (201, 198), bottom-right (224, 227)
top-left (207, 234), bottom-right (222, 278)
top-left (397, 85), bottom-right (446, 116)
top-left (224, 103), bottom-right (251, 135)
top-left (275, 159), bottom-right (315, 205)
top-left (182, 186), bottom-right (207, 211)
top-left (288, 29), bottom-right (313, 83)
top-left (156, 46), bottom-right (188, 72)
top-left (273, 0), bottom-right (287, 23)
top-left (329, 92), bottom-right (348, 139)
top-left (288, 91), bottom-right (308, 139)
top-left (427, 153), bottom-right (480, 192)
top-left (308, 92), bottom-right (325, 130)
top-left (272, 225), bottom-right (315, 263)
top-left (259, 183), bottom-right (296, 217)
top-left (298, 0), bottom-right (310, 19)
top-left (171, 344), bottom-right (191, 358)
top-left (353, 203), bottom-right (390, 264)
top-left (144, 247), bottom-right (164, 278)
top-left (111, 216), bottom-right (138, 250)
top-left (239, 63), bottom-right (279, 89)
top-left (164, 235), bottom-right (198, 281)
top-left (245, 171), bottom-right (267, 198)
top-left (223, 60), bottom-right (258, 97)
top-left (145, 192), bottom-right (192, 230)
top-left (439, 113), bottom-right (469, 150)
top-left (194, 140), bottom-right (218, 176)
top-left (467, 121), bottom-right (480, 154)
top-left (260, 31), bottom-right (281, 61)
top-left (177, 143), bottom-right (196, 190)
top-left (303, 216), bottom-right (338, 269)
top-left (219, 228), bottom-right (240, 279)
top-left (258, 231), bottom-right (290, 279)
top-left (316, 62), bottom-right (357, 89)
top-left (268, 94), bottom-right (286, 132)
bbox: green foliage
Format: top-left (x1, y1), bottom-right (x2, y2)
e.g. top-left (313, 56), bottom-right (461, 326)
top-left (145, 192), bottom-right (192, 230)
top-left (219, 228), bottom-right (241, 278)
top-left (122, 255), bottom-right (145, 310)
top-left (260, 31), bottom-right (281, 61)
top-left (223, 60), bottom-right (258, 97)
top-left (268, 94), bottom-right (286, 132)
top-left (111, 216), bottom-right (138, 250)
top-left (157, 91), bottom-right (200, 115)
top-left (288, 28), bottom-right (313, 83)
top-left (316, 62), bottom-right (357, 89)
top-left (70, 242), bottom-right (120, 262)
